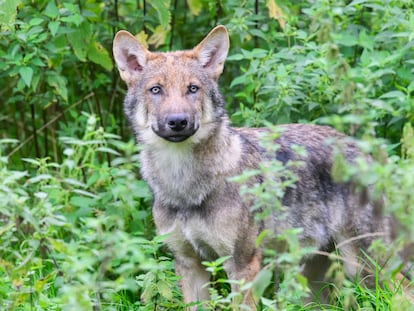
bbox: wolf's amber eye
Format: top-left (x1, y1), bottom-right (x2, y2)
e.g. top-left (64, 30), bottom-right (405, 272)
top-left (188, 84), bottom-right (199, 94)
top-left (150, 86), bottom-right (161, 95)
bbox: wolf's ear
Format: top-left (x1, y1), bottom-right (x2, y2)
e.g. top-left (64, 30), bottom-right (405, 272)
top-left (194, 26), bottom-right (229, 80)
top-left (113, 30), bottom-right (149, 85)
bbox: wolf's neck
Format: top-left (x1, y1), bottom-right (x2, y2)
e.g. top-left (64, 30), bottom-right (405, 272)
top-left (192, 119), bottom-right (240, 166)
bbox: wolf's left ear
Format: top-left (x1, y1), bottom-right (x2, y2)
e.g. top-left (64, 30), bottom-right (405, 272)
top-left (113, 30), bottom-right (149, 86)
top-left (194, 25), bottom-right (229, 80)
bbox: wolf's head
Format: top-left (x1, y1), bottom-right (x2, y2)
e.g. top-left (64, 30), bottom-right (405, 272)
top-left (113, 26), bottom-right (229, 145)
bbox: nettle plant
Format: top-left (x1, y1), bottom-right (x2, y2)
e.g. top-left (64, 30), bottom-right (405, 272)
top-left (228, 0), bottom-right (414, 144)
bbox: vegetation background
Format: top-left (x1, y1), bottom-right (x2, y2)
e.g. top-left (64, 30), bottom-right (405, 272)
top-left (1, 0), bottom-right (414, 310)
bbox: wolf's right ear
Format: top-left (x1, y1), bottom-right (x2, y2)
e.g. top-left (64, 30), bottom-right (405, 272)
top-left (113, 30), bottom-right (149, 85)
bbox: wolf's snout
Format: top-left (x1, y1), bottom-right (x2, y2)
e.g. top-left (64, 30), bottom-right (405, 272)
top-left (167, 114), bottom-right (189, 132)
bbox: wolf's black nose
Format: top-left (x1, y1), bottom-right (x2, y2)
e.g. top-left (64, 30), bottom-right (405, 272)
top-left (167, 114), bottom-right (189, 132)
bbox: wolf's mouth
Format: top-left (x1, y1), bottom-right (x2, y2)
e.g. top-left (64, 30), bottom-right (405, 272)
top-left (152, 126), bottom-right (198, 143)
top-left (163, 135), bottom-right (192, 143)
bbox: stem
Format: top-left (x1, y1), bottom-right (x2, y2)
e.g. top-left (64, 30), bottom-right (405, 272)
top-left (114, 0), bottom-right (119, 24)
top-left (30, 104), bottom-right (41, 158)
top-left (42, 108), bottom-right (49, 159)
top-left (169, 0), bottom-right (178, 50)
top-left (254, 0), bottom-right (259, 48)
top-left (215, 0), bottom-right (222, 26)
top-left (142, 0), bottom-right (147, 33)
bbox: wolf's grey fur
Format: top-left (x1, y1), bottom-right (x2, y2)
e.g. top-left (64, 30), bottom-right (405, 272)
top-left (113, 26), bottom-right (392, 308)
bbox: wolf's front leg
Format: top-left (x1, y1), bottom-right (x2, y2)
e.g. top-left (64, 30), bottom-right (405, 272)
top-left (224, 250), bottom-right (262, 310)
top-left (174, 255), bottom-right (211, 309)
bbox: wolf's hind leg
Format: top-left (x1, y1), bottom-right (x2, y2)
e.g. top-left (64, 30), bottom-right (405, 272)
top-left (301, 253), bottom-right (333, 303)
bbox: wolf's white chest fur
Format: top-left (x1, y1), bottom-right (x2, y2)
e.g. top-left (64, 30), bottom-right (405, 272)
top-left (141, 133), bottom-right (242, 208)
top-left (141, 142), bottom-right (215, 207)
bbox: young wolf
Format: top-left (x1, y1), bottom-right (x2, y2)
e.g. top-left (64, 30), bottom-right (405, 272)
top-left (113, 26), bottom-right (393, 308)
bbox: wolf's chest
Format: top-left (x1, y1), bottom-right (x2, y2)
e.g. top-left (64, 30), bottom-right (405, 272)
top-left (141, 146), bottom-right (218, 207)
top-left (161, 213), bottom-right (233, 261)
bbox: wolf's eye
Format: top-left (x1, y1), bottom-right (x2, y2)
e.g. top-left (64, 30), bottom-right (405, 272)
top-left (188, 84), bottom-right (199, 94)
top-left (150, 86), bottom-right (161, 95)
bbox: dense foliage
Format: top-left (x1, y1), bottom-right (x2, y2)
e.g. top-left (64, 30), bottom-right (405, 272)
top-left (1, 0), bottom-right (414, 310)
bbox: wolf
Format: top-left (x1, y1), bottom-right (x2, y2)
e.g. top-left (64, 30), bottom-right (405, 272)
top-left (113, 26), bottom-right (398, 308)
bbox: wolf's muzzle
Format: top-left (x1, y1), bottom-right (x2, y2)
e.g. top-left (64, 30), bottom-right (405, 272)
top-left (154, 113), bottom-right (198, 142)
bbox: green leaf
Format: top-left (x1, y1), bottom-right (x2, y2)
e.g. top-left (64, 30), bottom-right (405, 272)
top-left (296, 273), bottom-right (308, 287)
top-left (67, 23), bottom-right (92, 61)
top-left (141, 275), bottom-right (157, 302)
top-left (148, 0), bottom-right (171, 29)
top-left (47, 73), bottom-right (68, 101)
top-left (402, 123), bottom-right (414, 159)
top-left (252, 268), bottom-right (273, 300)
top-left (48, 21), bottom-right (60, 37)
top-left (70, 196), bottom-right (95, 208)
top-left (157, 280), bottom-right (173, 300)
top-left (87, 41), bottom-right (113, 71)
top-left (148, 25), bottom-right (169, 47)
top-left (358, 30), bottom-right (374, 50)
top-left (29, 17), bottom-right (44, 26)
top-left (379, 90), bottom-right (405, 102)
top-left (0, 138), bottom-right (19, 144)
top-left (186, 0), bottom-right (202, 16)
top-left (67, 31), bottom-right (88, 62)
top-left (255, 229), bottom-right (270, 247)
top-left (213, 255), bottom-right (232, 266)
top-left (44, 1), bottom-right (59, 18)
top-left (407, 81), bottom-right (414, 93)
top-left (0, 0), bottom-right (21, 27)
top-left (332, 31), bottom-right (358, 47)
top-left (19, 66), bottom-right (33, 87)
top-left (27, 174), bottom-right (53, 184)
top-left (34, 272), bottom-right (56, 293)
top-left (67, 31), bottom-right (88, 61)
top-left (230, 75), bottom-right (248, 88)
top-left (133, 180), bottom-right (152, 198)
top-left (226, 53), bottom-right (245, 61)
top-left (31, 57), bottom-right (46, 67)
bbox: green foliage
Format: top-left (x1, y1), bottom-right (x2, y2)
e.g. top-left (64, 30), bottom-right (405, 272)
top-left (228, 0), bottom-right (414, 143)
top-left (1, 0), bottom-right (414, 310)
